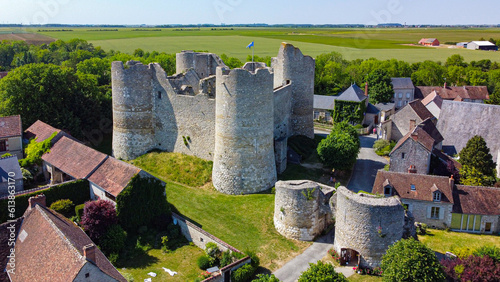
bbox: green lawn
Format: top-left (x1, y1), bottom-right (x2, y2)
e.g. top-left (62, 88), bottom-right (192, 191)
top-left (118, 245), bottom-right (205, 282)
top-left (418, 229), bottom-right (500, 254)
top-left (348, 274), bottom-right (383, 282)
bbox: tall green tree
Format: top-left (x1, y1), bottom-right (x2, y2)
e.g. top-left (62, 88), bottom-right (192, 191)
top-left (317, 122), bottom-right (360, 170)
top-left (459, 135), bottom-right (497, 185)
top-left (411, 60), bottom-right (446, 86)
top-left (366, 68), bottom-right (394, 104)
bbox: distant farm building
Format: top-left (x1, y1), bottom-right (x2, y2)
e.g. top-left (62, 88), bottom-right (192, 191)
top-left (456, 42), bottom-right (468, 48)
top-left (419, 38), bottom-right (440, 46)
top-left (467, 41), bottom-right (498, 51)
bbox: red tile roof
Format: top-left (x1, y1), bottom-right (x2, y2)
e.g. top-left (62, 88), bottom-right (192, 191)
top-left (88, 157), bottom-right (140, 197)
top-left (416, 86), bottom-right (489, 101)
top-left (24, 120), bottom-right (63, 142)
top-left (0, 217), bottom-right (23, 282)
top-left (452, 185), bottom-right (500, 215)
top-left (390, 118), bottom-right (442, 154)
top-left (0, 115), bottom-right (22, 138)
top-left (421, 90), bottom-right (443, 108)
top-left (41, 136), bottom-right (108, 179)
top-left (372, 171), bottom-right (454, 203)
top-left (7, 205), bottom-right (126, 282)
top-left (408, 100), bottom-right (434, 121)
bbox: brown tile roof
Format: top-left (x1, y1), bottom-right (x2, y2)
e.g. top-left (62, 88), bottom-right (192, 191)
top-left (0, 217), bottom-right (23, 282)
top-left (390, 119), bottom-right (441, 154)
top-left (42, 136), bottom-right (108, 179)
top-left (418, 118), bottom-right (443, 144)
top-left (432, 148), bottom-right (462, 170)
top-left (408, 99), bottom-right (434, 121)
top-left (7, 205), bottom-right (126, 282)
top-left (372, 171), bottom-right (454, 203)
top-left (88, 157), bottom-right (140, 197)
top-left (0, 115), bottom-right (22, 138)
top-left (453, 185), bottom-right (500, 215)
top-left (24, 120), bottom-right (63, 142)
top-left (0, 72), bottom-right (8, 79)
top-left (415, 86), bottom-right (489, 101)
top-left (421, 90), bottom-right (443, 108)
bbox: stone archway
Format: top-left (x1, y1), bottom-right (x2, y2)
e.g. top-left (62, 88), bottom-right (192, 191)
top-left (340, 248), bottom-right (360, 266)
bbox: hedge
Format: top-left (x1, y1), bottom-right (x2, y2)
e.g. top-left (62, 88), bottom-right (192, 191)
top-left (0, 179), bottom-right (90, 223)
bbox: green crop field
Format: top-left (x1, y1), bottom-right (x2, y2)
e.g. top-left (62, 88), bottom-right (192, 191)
top-left (3, 27), bottom-right (500, 62)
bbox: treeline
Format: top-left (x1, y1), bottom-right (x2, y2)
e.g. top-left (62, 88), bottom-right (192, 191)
top-left (314, 52), bottom-right (500, 104)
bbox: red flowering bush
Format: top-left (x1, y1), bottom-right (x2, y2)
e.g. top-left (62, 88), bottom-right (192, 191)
top-left (81, 199), bottom-right (118, 243)
top-left (328, 248), bottom-right (341, 263)
top-left (441, 255), bottom-right (500, 282)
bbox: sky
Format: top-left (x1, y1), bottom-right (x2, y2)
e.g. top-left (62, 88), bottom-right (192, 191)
top-left (0, 0), bottom-right (499, 26)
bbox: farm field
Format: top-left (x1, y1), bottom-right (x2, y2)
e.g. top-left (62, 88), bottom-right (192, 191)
top-left (2, 27), bottom-right (498, 63)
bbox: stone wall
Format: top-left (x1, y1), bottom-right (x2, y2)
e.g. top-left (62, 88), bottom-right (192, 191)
top-left (272, 43), bottom-right (315, 139)
top-left (333, 187), bottom-right (405, 268)
top-left (390, 105), bottom-right (424, 141)
top-left (389, 139), bottom-right (431, 174)
top-left (212, 67), bottom-right (277, 194)
top-left (274, 180), bottom-right (334, 241)
top-left (402, 199), bottom-right (453, 229)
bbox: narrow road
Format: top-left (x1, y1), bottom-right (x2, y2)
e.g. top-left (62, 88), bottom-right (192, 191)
top-left (273, 229), bottom-right (355, 282)
top-left (347, 134), bottom-right (388, 193)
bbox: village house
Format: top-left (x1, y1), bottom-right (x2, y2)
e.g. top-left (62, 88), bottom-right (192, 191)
top-left (436, 101), bottom-right (500, 178)
top-left (24, 120), bottom-right (72, 144)
top-left (467, 41), bottom-right (498, 51)
top-left (3, 194), bottom-right (127, 281)
top-left (313, 94), bottom-right (336, 123)
top-left (421, 90), bottom-right (443, 118)
top-left (0, 115), bottom-right (23, 159)
top-left (373, 171), bottom-right (500, 234)
top-left (380, 99), bottom-right (435, 141)
top-left (415, 84), bottom-right (490, 103)
top-left (391, 78), bottom-right (415, 109)
top-left (0, 155), bottom-right (23, 197)
top-left (389, 118), bottom-right (443, 174)
top-left (418, 38), bottom-right (440, 46)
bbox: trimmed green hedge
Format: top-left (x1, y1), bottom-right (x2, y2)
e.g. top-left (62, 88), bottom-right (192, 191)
top-left (0, 179), bottom-right (90, 223)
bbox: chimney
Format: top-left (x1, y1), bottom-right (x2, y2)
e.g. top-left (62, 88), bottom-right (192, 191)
top-left (409, 120), bottom-right (416, 132)
top-left (83, 244), bottom-right (97, 263)
top-left (449, 175), bottom-right (455, 189)
top-left (28, 194), bottom-right (46, 210)
top-left (444, 81), bottom-right (447, 88)
top-left (365, 82), bottom-right (369, 96)
top-left (408, 165), bottom-right (417, 174)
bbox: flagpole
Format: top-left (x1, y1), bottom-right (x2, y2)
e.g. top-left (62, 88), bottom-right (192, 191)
top-left (252, 45), bottom-right (254, 63)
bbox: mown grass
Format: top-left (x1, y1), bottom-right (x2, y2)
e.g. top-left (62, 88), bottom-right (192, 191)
top-left (348, 274), bottom-right (383, 282)
top-left (418, 229), bottom-right (500, 254)
top-left (118, 245), bottom-right (205, 282)
top-left (130, 151), bottom-right (213, 187)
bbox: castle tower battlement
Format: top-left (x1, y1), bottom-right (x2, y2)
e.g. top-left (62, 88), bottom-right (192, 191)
top-left (112, 61), bottom-right (155, 160)
top-left (176, 51), bottom-right (226, 79)
top-left (272, 43), bottom-right (315, 138)
top-left (212, 66), bottom-right (277, 194)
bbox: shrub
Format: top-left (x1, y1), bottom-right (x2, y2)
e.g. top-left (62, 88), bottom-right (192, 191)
top-left (416, 222), bottom-right (427, 235)
top-left (75, 204), bottom-right (85, 222)
top-left (252, 274), bottom-right (280, 282)
top-left (19, 132), bottom-right (57, 167)
top-left (197, 255), bottom-right (211, 270)
top-left (441, 255), bottom-right (500, 281)
top-left (49, 199), bottom-right (74, 217)
top-left (474, 246), bottom-right (500, 262)
top-left (108, 253), bottom-right (119, 265)
top-left (161, 235), bottom-right (169, 253)
top-left (381, 238), bottom-right (445, 282)
top-left (220, 250), bottom-right (234, 267)
top-left (298, 261), bottom-right (347, 282)
top-left (373, 139), bottom-right (390, 152)
top-left (451, 246), bottom-right (475, 259)
top-left (81, 199), bottom-right (118, 243)
top-left (232, 264), bottom-right (255, 282)
top-left (100, 224), bottom-right (127, 255)
top-left (116, 175), bottom-right (170, 232)
top-left (205, 242), bottom-right (220, 266)
top-left (245, 250), bottom-right (260, 268)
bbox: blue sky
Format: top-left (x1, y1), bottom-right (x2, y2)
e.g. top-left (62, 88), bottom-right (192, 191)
top-left (0, 0), bottom-right (498, 25)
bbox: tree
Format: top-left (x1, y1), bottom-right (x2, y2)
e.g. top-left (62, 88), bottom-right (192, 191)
top-left (298, 261), bottom-right (347, 282)
top-left (366, 69), bottom-right (394, 104)
top-left (446, 54), bottom-right (467, 68)
top-left (411, 60), bottom-right (446, 86)
top-left (459, 135), bottom-right (497, 186)
top-left (81, 199), bottom-right (118, 243)
top-left (381, 238), bottom-right (446, 282)
top-left (252, 274), bottom-right (280, 282)
top-left (99, 224), bottom-right (127, 255)
top-left (317, 122), bottom-right (360, 170)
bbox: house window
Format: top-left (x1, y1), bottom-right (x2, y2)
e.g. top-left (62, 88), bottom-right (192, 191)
top-left (398, 101), bottom-right (402, 107)
top-left (104, 191), bottom-right (116, 201)
top-left (431, 207), bottom-right (440, 219)
top-left (399, 93), bottom-right (403, 98)
top-left (433, 191), bottom-right (441, 202)
top-left (158, 91), bottom-right (162, 99)
top-left (401, 153), bottom-right (405, 159)
top-left (404, 101), bottom-right (408, 105)
top-left (406, 93), bottom-right (411, 99)
top-left (485, 222), bottom-right (492, 232)
top-left (0, 140), bottom-right (6, 152)
top-left (384, 186), bottom-right (392, 195)
top-left (314, 111), bottom-right (319, 120)
top-left (410, 184), bottom-right (416, 191)
top-left (85, 273), bottom-right (90, 278)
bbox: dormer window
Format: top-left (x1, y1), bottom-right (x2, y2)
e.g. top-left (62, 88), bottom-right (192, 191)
top-left (433, 191), bottom-right (441, 202)
top-left (384, 185), bottom-right (392, 196)
top-left (410, 184), bottom-right (416, 191)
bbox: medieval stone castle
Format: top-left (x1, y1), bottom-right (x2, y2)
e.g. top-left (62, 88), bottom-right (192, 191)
top-left (112, 43), bottom-right (314, 194)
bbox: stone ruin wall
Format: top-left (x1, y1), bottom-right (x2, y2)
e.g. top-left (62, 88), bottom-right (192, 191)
top-left (333, 186), bottom-right (405, 268)
top-left (273, 180), bottom-right (335, 241)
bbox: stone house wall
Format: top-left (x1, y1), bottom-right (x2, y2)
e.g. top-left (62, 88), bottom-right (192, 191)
top-left (390, 106), bottom-right (424, 141)
top-left (389, 139), bottom-right (431, 174)
top-left (401, 198), bottom-right (453, 229)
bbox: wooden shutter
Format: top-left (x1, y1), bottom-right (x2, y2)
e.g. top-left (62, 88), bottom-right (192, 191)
top-left (427, 206), bottom-right (432, 218)
top-left (439, 206), bottom-right (445, 220)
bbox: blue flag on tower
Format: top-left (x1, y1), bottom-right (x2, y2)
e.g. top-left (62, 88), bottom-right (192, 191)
top-left (246, 41), bottom-right (254, 48)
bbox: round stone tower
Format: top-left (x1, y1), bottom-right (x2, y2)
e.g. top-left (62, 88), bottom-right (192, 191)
top-left (112, 61), bottom-right (155, 160)
top-left (271, 43), bottom-right (315, 138)
top-left (212, 66), bottom-right (277, 194)
top-left (274, 180), bottom-right (334, 241)
top-left (333, 186), bottom-right (405, 268)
